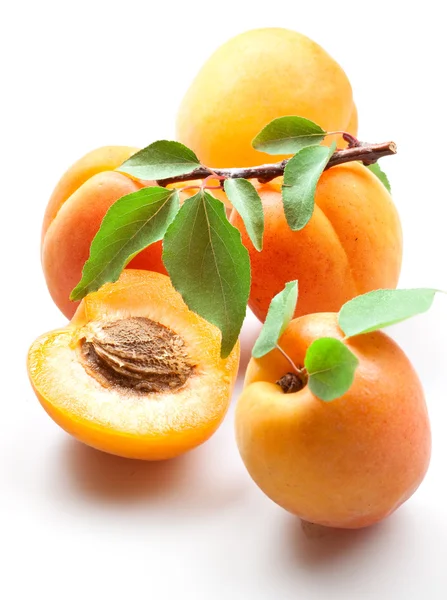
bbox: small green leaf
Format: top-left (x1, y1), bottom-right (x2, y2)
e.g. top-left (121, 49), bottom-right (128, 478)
top-left (282, 144), bottom-right (334, 231)
top-left (118, 141), bottom-right (200, 180)
top-left (305, 338), bottom-right (359, 402)
top-left (163, 190), bottom-right (250, 358)
top-left (71, 187), bottom-right (179, 301)
top-left (252, 116), bottom-right (326, 155)
top-left (338, 288), bottom-right (439, 338)
top-left (367, 162), bottom-right (391, 193)
top-left (252, 281), bottom-right (298, 358)
top-left (223, 178), bottom-right (264, 251)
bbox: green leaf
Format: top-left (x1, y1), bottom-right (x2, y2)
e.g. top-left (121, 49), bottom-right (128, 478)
top-left (252, 116), bottom-right (326, 155)
top-left (223, 178), bottom-right (264, 251)
top-left (252, 281), bottom-right (298, 358)
top-left (70, 187), bottom-right (179, 301)
top-left (163, 190), bottom-right (250, 358)
top-left (305, 338), bottom-right (359, 402)
top-left (367, 162), bottom-right (391, 193)
top-left (118, 141), bottom-right (200, 180)
top-left (282, 144), bottom-right (334, 231)
top-left (338, 288), bottom-right (439, 338)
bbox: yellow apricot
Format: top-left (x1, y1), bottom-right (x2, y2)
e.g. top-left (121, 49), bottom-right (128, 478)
top-left (176, 28), bottom-right (355, 167)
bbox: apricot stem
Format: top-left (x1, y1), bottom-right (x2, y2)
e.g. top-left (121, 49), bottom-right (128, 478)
top-left (276, 372), bottom-right (307, 394)
top-left (156, 141), bottom-right (397, 187)
top-left (274, 344), bottom-right (308, 394)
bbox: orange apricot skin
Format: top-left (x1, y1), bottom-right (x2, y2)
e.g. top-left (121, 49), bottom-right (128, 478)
top-left (28, 271), bottom-right (240, 461)
top-left (235, 313), bottom-right (430, 529)
top-left (41, 146), bottom-right (141, 242)
top-left (231, 162), bottom-right (402, 321)
top-left (41, 148), bottom-right (229, 320)
top-left (41, 147), bottom-right (167, 320)
top-left (176, 28), bottom-right (355, 167)
top-left (337, 103), bottom-right (358, 147)
top-left (347, 103), bottom-right (358, 137)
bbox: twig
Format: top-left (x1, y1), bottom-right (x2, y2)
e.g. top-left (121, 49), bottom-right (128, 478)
top-left (156, 141), bottom-right (397, 187)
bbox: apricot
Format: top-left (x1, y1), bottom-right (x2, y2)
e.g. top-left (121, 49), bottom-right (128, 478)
top-left (346, 104), bottom-right (358, 138)
top-left (41, 146), bottom-right (168, 319)
top-left (41, 148), bottom-right (231, 319)
top-left (231, 162), bottom-right (402, 321)
top-left (235, 313), bottom-right (430, 529)
top-left (28, 270), bottom-right (240, 460)
top-left (176, 28), bottom-right (356, 167)
top-left (339, 103), bottom-right (358, 147)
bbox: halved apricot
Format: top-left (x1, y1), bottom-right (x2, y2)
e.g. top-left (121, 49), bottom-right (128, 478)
top-left (28, 270), bottom-right (240, 460)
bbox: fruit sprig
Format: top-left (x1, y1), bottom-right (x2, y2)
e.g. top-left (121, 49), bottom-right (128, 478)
top-left (70, 116), bottom-right (396, 357)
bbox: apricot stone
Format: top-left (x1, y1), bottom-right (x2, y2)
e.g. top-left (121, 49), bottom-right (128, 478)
top-left (231, 162), bottom-right (402, 321)
top-left (176, 28), bottom-right (355, 167)
top-left (28, 270), bottom-right (240, 460)
top-left (235, 313), bottom-right (431, 529)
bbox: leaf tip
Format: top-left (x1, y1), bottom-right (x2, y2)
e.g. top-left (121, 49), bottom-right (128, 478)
top-left (69, 284), bottom-right (84, 302)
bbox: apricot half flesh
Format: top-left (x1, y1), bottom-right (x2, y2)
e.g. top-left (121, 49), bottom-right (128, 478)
top-left (235, 313), bottom-right (430, 529)
top-left (28, 270), bottom-right (240, 460)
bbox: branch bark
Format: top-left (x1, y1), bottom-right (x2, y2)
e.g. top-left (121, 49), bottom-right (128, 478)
top-left (156, 141), bottom-right (397, 187)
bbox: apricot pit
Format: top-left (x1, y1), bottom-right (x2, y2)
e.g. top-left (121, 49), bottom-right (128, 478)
top-left (80, 317), bottom-right (193, 393)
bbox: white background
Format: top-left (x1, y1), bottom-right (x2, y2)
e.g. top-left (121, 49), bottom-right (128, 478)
top-left (2, 1), bottom-right (447, 598)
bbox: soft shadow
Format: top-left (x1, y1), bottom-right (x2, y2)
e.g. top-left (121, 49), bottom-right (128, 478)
top-left (61, 439), bottom-right (197, 504)
top-left (56, 437), bottom-right (247, 512)
top-left (283, 511), bottom-right (403, 569)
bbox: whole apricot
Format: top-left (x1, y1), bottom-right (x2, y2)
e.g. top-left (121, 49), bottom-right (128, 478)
top-left (41, 146), bottom-right (168, 319)
top-left (41, 148), bottom-right (231, 319)
top-left (28, 270), bottom-right (240, 460)
top-left (231, 162), bottom-right (402, 321)
top-left (176, 28), bottom-right (356, 167)
top-left (235, 313), bottom-right (430, 529)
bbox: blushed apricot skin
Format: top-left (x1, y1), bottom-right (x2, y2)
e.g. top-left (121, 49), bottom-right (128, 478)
top-left (42, 146), bottom-right (141, 242)
top-left (235, 313), bottom-right (430, 529)
top-left (231, 162), bottom-right (402, 321)
top-left (41, 148), bottom-right (231, 320)
top-left (176, 28), bottom-right (356, 167)
top-left (28, 271), bottom-right (240, 461)
top-left (41, 146), bottom-right (167, 319)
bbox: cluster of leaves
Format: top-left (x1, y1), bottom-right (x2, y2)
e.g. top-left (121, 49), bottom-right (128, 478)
top-left (71, 116), bottom-right (390, 357)
top-left (254, 285), bottom-right (440, 401)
